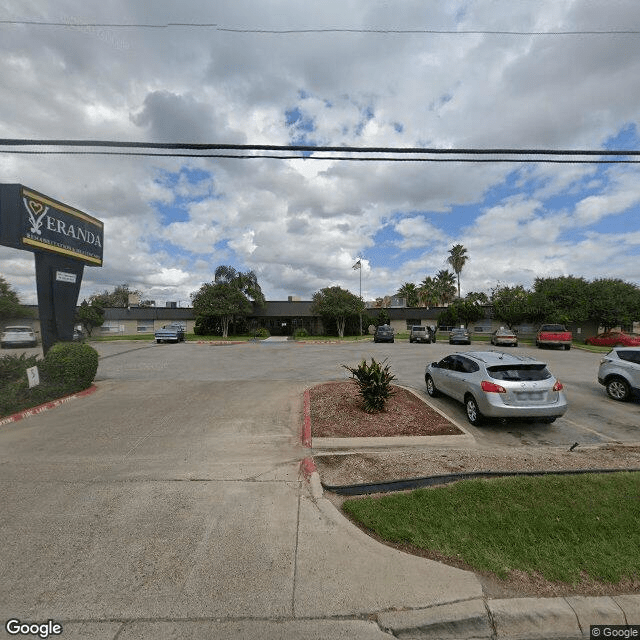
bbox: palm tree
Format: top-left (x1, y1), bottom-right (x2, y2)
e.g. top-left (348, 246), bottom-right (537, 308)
top-left (434, 269), bottom-right (457, 306)
top-left (447, 244), bottom-right (469, 299)
top-left (418, 276), bottom-right (438, 308)
top-left (396, 282), bottom-right (419, 307)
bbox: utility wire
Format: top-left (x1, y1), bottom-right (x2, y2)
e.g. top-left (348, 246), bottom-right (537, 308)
top-left (0, 140), bottom-right (638, 163)
top-left (1, 19), bottom-right (639, 36)
top-left (2, 139), bottom-right (639, 155)
top-left (0, 139), bottom-right (638, 156)
top-left (2, 150), bottom-right (639, 163)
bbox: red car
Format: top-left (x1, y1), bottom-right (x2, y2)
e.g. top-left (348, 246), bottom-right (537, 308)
top-left (585, 331), bottom-right (640, 347)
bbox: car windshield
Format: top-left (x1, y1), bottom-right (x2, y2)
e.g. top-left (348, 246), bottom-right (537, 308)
top-left (487, 364), bottom-right (551, 381)
top-left (8, 328), bottom-right (31, 333)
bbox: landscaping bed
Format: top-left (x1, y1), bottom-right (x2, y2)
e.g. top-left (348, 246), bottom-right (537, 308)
top-left (310, 380), bottom-right (463, 438)
top-left (308, 380), bottom-right (640, 598)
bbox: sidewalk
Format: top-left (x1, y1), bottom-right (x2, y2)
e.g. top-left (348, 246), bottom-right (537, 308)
top-left (1, 366), bottom-right (638, 639)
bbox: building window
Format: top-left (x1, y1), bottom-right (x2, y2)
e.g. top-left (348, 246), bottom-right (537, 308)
top-left (100, 321), bottom-right (123, 334)
top-left (137, 320), bottom-right (154, 333)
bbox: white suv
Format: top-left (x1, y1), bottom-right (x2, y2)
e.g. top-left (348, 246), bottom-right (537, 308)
top-left (598, 347), bottom-right (640, 401)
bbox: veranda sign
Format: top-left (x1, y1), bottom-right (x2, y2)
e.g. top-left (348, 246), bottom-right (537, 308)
top-left (0, 183), bottom-right (104, 354)
top-left (0, 184), bottom-right (103, 266)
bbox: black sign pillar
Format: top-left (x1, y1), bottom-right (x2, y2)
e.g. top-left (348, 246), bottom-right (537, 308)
top-left (0, 184), bottom-right (103, 355)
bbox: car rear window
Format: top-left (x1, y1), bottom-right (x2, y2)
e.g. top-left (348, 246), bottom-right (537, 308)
top-left (487, 364), bottom-right (551, 381)
top-left (618, 351), bottom-right (640, 364)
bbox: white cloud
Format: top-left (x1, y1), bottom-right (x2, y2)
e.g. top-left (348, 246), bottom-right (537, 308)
top-left (1, 0), bottom-right (640, 307)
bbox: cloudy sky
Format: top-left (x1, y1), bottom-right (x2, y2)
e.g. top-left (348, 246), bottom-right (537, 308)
top-left (1, 0), bottom-right (640, 306)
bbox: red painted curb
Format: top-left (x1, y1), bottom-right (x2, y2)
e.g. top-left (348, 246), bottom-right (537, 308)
top-left (302, 389), bottom-right (312, 448)
top-left (300, 456), bottom-right (317, 479)
top-left (0, 385), bottom-right (98, 427)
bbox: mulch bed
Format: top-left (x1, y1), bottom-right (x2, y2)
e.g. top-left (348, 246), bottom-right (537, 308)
top-left (309, 381), bottom-right (463, 437)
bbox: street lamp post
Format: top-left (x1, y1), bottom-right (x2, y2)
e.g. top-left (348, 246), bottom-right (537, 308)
top-left (353, 258), bottom-right (363, 336)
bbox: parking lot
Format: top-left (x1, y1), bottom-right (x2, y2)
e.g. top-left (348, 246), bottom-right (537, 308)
top-left (87, 338), bottom-right (639, 448)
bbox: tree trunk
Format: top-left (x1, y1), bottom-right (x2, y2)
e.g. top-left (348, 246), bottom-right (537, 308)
top-left (222, 315), bottom-right (231, 338)
top-left (337, 316), bottom-right (346, 338)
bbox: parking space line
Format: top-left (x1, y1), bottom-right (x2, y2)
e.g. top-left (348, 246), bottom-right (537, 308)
top-left (561, 416), bottom-right (620, 442)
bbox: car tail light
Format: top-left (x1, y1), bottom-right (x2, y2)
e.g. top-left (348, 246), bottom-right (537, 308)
top-left (553, 381), bottom-right (563, 391)
top-left (481, 380), bottom-right (506, 393)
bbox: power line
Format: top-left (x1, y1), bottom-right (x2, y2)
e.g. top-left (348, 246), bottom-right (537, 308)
top-left (1, 139), bottom-right (639, 155)
top-left (1, 19), bottom-right (639, 36)
top-left (2, 150), bottom-right (639, 163)
top-left (0, 140), bottom-right (638, 163)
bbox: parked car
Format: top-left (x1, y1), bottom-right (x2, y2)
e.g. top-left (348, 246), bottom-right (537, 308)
top-left (1, 326), bottom-right (38, 348)
top-left (449, 327), bottom-right (471, 345)
top-left (490, 328), bottom-right (518, 347)
top-left (586, 331), bottom-right (640, 348)
top-left (425, 351), bottom-right (568, 425)
top-left (597, 347), bottom-right (640, 401)
top-left (373, 324), bottom-right (394, 343)
top-left (409, 325), bottom-right (433, 343)
top-left (154, 323), bottom-right (186, 343)
top-left (536, 324), bottom-right (572, 350)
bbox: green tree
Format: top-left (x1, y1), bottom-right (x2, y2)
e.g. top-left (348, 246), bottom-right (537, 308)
top-left (438, 293), bottom-right (486, 328)
top-left (91, 284), bottom-right (151, 308)
top-left (310, 286), bottom-right (365, 338)
top-left (418, 276), bottom-right (438, 308)
top-left (191, 282), bottom-right (251, 338)
top-left (374, 309), bottom-right (391, 326)
top-left (587, 278), bottom-right (640, 331)
top-left (434, 269), bottom-right (457, 306)
top-left (447, 244), bottom-right (469, 299)
top-left (491, 284), bottom-right (532, 330)
top-left (214, 265), bottom-right (265, 306)
top-left (396, 282), bottom-right (419, 307)
top-left (0, 275), bottom-right (33, 320)
top-left (76, 299), bottom-right (105, 337)
top-left (191, 266), bottom-right (265, 338)
top-left (529, 276), bottom-right (590, 325)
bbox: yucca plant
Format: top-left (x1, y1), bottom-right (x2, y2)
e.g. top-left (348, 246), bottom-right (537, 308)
top-left (343, 357), bottom-right (396, 413)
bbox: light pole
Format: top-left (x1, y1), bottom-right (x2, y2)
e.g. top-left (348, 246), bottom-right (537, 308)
top-left (353, 258), bottom-right (363, 335)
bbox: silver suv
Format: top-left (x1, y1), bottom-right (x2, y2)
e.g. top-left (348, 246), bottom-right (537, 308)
top-left (425, 351), bottom-right (568, 425)
top-left (598, 347), bottom-right (640, 401)
top-left (409, 325), bottom-right (432, 343)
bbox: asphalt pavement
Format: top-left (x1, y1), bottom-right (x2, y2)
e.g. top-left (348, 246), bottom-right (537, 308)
top-left (0, 339), bottom-right (638, 639)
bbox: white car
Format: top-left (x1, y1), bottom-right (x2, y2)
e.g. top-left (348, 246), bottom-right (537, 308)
top-left (1, 326), bottom-right (38, 348)
top-left (598, 347), bottom-right (640, 401)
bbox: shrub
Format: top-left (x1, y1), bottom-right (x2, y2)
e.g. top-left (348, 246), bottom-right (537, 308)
top-left (343, 357), bottom-right (396, 413)
top-left (41, 342), bottom-right (99, 393)
top-left (255, 327), bottom-right (270, 338)
top-left (294, 328), bottom-right (309, 339)
top-left (0, 353), bottom-right (39, 383)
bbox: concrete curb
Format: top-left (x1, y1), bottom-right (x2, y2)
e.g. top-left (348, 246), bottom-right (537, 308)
top-left (0, 384), bottom-right (98, 428)
top-left (377, 595), bottom-right (640, 639)
top-left (300, 386), bottom-right (640, 640)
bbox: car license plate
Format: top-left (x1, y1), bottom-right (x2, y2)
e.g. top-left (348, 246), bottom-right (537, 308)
top-left (516, 392), bottom-right (544, 401)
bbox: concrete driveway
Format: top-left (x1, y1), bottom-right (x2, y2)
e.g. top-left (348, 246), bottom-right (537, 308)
top-left (0, 340), bottom-right (482, 639)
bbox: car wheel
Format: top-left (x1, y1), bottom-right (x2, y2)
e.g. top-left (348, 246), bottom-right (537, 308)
top-left (464, 394), bottom-right (484, 426)
top-left (425, 374), bottom-right (440, 397)
top-left (564, 344), bottom-right (571, 350)
top-left (606, 377), bottom-right (631, 402)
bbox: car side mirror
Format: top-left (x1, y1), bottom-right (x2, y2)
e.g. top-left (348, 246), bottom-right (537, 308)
top-left (431, 361), bottom-right (439, 368)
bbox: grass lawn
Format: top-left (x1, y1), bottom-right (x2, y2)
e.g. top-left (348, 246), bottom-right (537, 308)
top-left (342, 472), bottom-right (640, 584)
